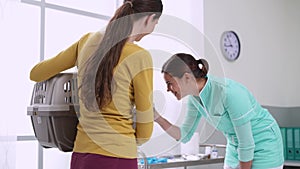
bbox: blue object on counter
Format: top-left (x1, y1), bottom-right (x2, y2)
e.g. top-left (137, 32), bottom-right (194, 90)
top-left (139, 157), bottom-right (168, 165)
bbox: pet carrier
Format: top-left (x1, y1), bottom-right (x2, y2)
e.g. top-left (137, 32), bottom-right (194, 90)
top-left (27, 73), bottom-right (79, 152)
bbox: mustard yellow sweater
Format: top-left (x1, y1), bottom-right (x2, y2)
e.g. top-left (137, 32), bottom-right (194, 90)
top-left (30, 32), bottom-right (154, 158)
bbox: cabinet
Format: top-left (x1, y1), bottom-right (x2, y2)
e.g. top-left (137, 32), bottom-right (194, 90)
top-left (263, 105), bottom-right (300, 168)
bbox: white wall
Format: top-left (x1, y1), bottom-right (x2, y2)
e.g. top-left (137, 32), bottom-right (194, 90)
top-left (203, 0), bottom-right (300, 107)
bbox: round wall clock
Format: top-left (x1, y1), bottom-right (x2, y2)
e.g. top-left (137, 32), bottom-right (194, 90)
top-left (220, 31), bottom-right (241, 61)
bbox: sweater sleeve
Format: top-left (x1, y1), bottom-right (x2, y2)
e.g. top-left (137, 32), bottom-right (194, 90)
top-left (132, 51), bottom-right (154, 145)
top-left (29, 33), bottom-right (91, 82)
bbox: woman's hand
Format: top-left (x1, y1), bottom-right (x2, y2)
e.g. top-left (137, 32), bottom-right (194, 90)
top-left (153, 106), bottom-right (161, 122)
top-left (152, 107), bottom-right (181, 140)
top-left (240, 160), bottom-right (252, 169)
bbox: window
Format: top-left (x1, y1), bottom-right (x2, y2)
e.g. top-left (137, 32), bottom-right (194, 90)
top-left (0, 1), bottom-right (115, 168)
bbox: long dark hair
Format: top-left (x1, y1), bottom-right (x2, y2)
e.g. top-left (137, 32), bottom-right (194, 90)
top-left (162, 53), bottom-right (209, 79)
top-left (80, 0), bottom-right (163, 111)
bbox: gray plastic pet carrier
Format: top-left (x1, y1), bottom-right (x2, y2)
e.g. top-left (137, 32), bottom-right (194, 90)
top-left (27, 73), bottom-right (79, 152)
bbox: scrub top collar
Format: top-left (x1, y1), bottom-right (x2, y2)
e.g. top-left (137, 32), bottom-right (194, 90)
top-left (199, 75), bottom-right (211, 102)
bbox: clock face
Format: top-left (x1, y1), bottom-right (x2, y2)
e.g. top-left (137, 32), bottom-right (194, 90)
top-left (221, 31), bottom-right (241, 61)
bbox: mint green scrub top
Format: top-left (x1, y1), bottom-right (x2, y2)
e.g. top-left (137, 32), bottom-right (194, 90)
top-left (180, 75), bottom-right (284, 169)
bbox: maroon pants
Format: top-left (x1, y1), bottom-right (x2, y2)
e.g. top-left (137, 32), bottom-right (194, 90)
top-left (70, 152), bottom-right (138, 169)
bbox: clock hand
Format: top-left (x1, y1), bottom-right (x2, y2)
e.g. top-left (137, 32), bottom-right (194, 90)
top-left (224, 44), bottom-right (232, 47)
top-left (228, 37), bottom-right (232, 45)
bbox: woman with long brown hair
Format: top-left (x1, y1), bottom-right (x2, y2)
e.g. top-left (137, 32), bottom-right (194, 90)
top-left (30, 0), bottom-right (163, 168)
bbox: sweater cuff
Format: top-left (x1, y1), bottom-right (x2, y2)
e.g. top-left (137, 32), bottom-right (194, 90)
top-left (238, 146), bottom-right (254, 162)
